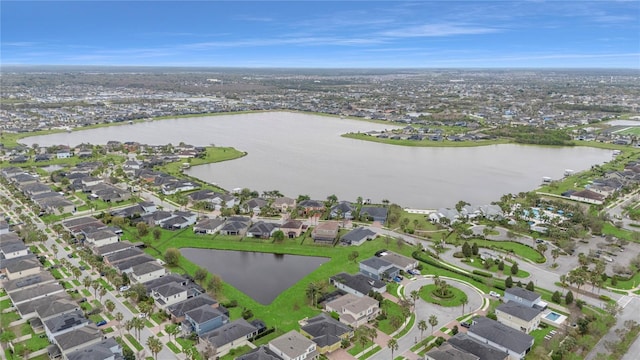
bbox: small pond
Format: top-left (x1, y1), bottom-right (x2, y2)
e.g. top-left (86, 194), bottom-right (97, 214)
top-left (181, 248), bottom-right (329, 305)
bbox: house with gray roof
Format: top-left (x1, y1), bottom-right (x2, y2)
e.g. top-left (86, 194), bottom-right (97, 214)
top-left (112, 254), bottom-right (156, 273)
top-left (425, 343), bottom-right (480, 360)
top-left (51, 324), bottom-right (103, 356)
top-left (201, 318), bottom-right (258, 356)
top-left (94, 241), bottom-right (136, 256)
top-left (359, 257), bottom-right (400, 281)
top-left (269, 330), bottom-right (317, 360)
top-left (340, 227), bottom-right (376, 246)
top-left (130, 261), bottom-right (166, 284)
top-left (44, 309), bottom-right (90, 342)
top-left (237, 345), bottom-right (284, 360)
top-left (193, 218), bottom-right (225, 235)
top-left (446, 333), bottom-right (508, 360)
top-left (359, 206), bottom-right (388, 223)
top-left (0, 220), bottom-right (9, 235)
top-left (219, 217), bottom-right (251, 236)
top-left (66, 337), bottom-right (122, 360)
top-left (104, 247), bottom-right (144, 264)
top-left (280, 219), bottom-right (304, 238)
top-left (329, 273), bottom-right (386, 297)
top-left (183, 304), bottom-right (229, 335)
top-left (495, 302), bottom-right (542, 333)
top-left (84, 229), bottom-right (119, 247)
top-left (504, 287), bottom-right (546, 309)
top-left (467, 317), bottom-right (534, 360)
top-left (300, 313), bottom-right (352, 354)
top-left (379, 251), bottom-right (418, 272)
top-left (330, 201), bottom-right (355, 220)
top-left (3, 272), bottom-right (55, 294)
top-left (0, 239), bottom-right (28, 259)
top-left (35, 296), bottom-right (81, 321)
top-left (3, 254), bottom-right (41, 280)
top-left (152, 281), bottom-right (188, 309)
top-left (167, 294), bottom-right (219, 323)
top-left (242, 198), bottom-right (269, 214)
top-left (247, 221), bottom-right (279, 239)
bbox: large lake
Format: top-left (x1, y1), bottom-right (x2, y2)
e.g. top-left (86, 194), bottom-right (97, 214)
top-left (22, 111), bottom-right (613, 208)
top-left (180, 248), bottom-right (329, 304)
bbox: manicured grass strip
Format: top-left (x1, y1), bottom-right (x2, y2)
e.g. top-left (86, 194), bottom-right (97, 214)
top-left (348, 340), bottom-right (375, 356)
top-left (125, 334), bottom-right (143, 351)
top-left (1, 311), bottom-right (20, 327)
top-left (0, 299), bottom-right (13, 311)
top-left (219, 345), bottom-right (253, 360)
top-left (360, 345), bottom-right (381, 360)
top-left (122, 300), bottom-right (139, 314)
top-left (98, 278), bottom-right (114, 291)
top-left (462, 257), bottom-right (530, 278)
top-left (462, 239), bottom-right (545, 263)
top-left (377, 300), bottom-right (405, 335)
top-left (166, 341), bottom-right (181, 354)
top-left (419, 284), bottom-right (468, 307)
top-left (395, 314), bottom-right (415, 338)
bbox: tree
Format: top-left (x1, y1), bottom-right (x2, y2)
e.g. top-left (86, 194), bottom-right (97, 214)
top-left (551, 248), bottom-right (560, 264)
top-left (498, 261), bottom-right (505, 271)
top-left (511, 262), bottom-right (519, 275)
top-left (410, 290), bottom-right (420, 310)
top-left (147, 336), bottom-right (163, 360)
top-left (165, 324), bottom-right (179, 344)
top-left (552, 291), bottom-right (562, 303)
top-left (471, 242), bottom-right (479, 256)
top-left (348, 251), bottom-right (360, 263)
top-left (83, 275), bottom-right (92, 289)
top-left (306, 281), bottom-right (322, 307)
top-left (136, 222), bottom-right (149, 238)
top-left (51, 244), bottom-right (58, 258)
top-left (132, 317), bottom-right (145, 341)
top-left (354, 326), bottom-right (370, 351)
top-left (206, 275), bottom-right (223, 296)
top-left (387, 338), bottom-right (398, 360)
top-left (91, 280), bottom-right (100, 298)
top-left (505, 276), bottom-right (513, 288)
top-left (152, 228), bottom-right (162, 242)
top-left (115, 312), bottom-right (124, 337)
top-left (418, 319), bottom-right (428, 340)
top-left (139, 301), bottom-right (152, 317)
top-left (194, 267), bottom-right (208, 285)
top-left (462, 242), bottom-right (472, 258)
top-left (526, 281), bottom-right (535, 291)
top-left (164, 248), bottom-right (181, 266)
top-left (537, 243), bottom-right (548, 254)
top-left (429, 315), bottom-right (439, 335)
top-left (201, 343), bottom-right (218, 360)
top-left (565, 290), bottom-right (574, 305)
top-left (105, 299), bottom-right (115, 315)
top-left (99, 287), bottom-right (107, 302)
top-left (461, 297), bottom-right (469, 315)
top-left (273, 230), bottom-right (285, 243)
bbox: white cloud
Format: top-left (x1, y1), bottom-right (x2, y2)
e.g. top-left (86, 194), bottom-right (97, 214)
top-left (380, 23), bottom-right (501, 38)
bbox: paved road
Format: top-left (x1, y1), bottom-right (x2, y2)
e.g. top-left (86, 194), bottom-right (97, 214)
top-left (0, 181), bottom-right (181, 360)
top-left (367, 276), bottom-right (485, 360)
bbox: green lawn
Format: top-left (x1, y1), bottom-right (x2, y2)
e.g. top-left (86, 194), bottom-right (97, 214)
top-left (140, 226), bottom-right (419, 332)
top-left (219, 345), bottom-right (253, 360)
top-left (602, 223), bottom-right (637, 243)
top-left (462, 257), bottom-right (530, 278)
top-left (460, 239), bottom-right (546, 263)
top-left (360, 345), bottom-right (382, 360)
top-left (166, 341), bottom-right (181, 354)
top-left (348, 340), bottom-right (375, 355)
top-left (98, 278), bottom-right (114, 291)
top-left (377, 299), bottom-right (405, 334)
top-left (1, 311), bottom-right (20, 327)
top-left (530, 325), bottom-right (556, 347)
top-left (81, 289), bottom-right (92, 297)
top-left (0, 298), bottom-right (13, 311)
top-left (125, 334), bottom-right (143, 351)
top-left (419, 284), bottom-right (468, 307)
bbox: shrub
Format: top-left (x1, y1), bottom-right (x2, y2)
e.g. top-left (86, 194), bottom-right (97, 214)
top-left (552, 291), bottom-right (562, 303)
top-left (435, 337), bottom-right (445, 346)
top-left (241, 308), bottom-right (253, 320)
top-left (565, 290), bottom-right (574, 305)
top-left (224, 300), bottom-right (238, 308)
top-left (598, 295), bottom-right (611, 302)
top-left (472, 270), bottom-right (493, 278)
top-left (451, 325), bottom-right (458, 335)
top-left (453, 252), bottom-right (465, 258)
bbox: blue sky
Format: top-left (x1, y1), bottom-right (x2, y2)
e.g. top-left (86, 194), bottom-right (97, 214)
top-left (2, 1), bottom-right (639, 68)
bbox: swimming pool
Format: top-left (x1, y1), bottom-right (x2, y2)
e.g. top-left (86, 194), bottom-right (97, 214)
top-left (545, 312), bottom-right (561, 321)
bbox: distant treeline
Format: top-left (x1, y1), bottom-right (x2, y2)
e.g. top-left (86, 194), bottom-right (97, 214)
top-left (488, 126), bottom-right (574, 146)
top-left (555, 104), bottom-right (629, 113)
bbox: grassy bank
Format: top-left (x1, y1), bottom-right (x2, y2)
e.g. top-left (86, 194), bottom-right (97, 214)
top-left (341, 133), bottom-right (509, 147)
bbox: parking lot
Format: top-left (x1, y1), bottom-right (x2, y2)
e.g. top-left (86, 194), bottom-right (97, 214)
top-left (553, 235), bottom-right (640, 276)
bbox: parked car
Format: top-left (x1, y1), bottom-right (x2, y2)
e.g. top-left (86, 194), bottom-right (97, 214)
top-left (535, 239), bottom-right (544, 244)
top-left (67, 254), bottom-right (73, 258)
top-left (393, 276), bottom-right (402, 283)
top-left (96, 320), bottom-right (107, 326)
top-left (489, 291), bottom-right (501, 298)
top-left (119, 285), bottom-right (130, 292)
top-left (79, 265), bottom-right (86, 270)
top-left (460, 321), bottom-right (471, 328)
top-left (138, 313), bottom-right (146, 318)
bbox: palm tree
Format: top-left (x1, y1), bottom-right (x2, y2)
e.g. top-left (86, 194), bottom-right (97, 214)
top-left (91, 280), bottom-right (100, 298)
top-left (132, 317), bottom-right (145, 341)
top-left (417, 319), bottom-right (428, 340)
top-left (165, 324), bottom-right (179, 344)
top-left (387, 338), bottom-right (398, 360)
top-left (115, 312), bottom-right (124, 337)
top-left (461, 297), bottom-right (469, 315)
top-left (83, 276), bottom-right (92, 290)
top-left (104, 299), bottom-right (115, 316)
top-left (146, 336), bottom-right (163, 360)
top-left (410, 290), bottom-right (420, 311)
top-left (428, 315), bottom-right (439, 335)
top-left (98, 287), bottom-right (107, 303)
top-left (367, 327), bottom-right (377, 347)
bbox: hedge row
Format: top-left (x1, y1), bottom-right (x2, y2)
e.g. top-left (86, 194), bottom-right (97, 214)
top-left (472, 270), bottom-right (493, 278)
top-left (412, 251), bottom-right (487, 284)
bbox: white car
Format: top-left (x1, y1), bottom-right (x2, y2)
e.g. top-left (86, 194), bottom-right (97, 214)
top-left (489, 291), bottom-right (501, 298)
top-left (119, 286), bottom-right (130, 292)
